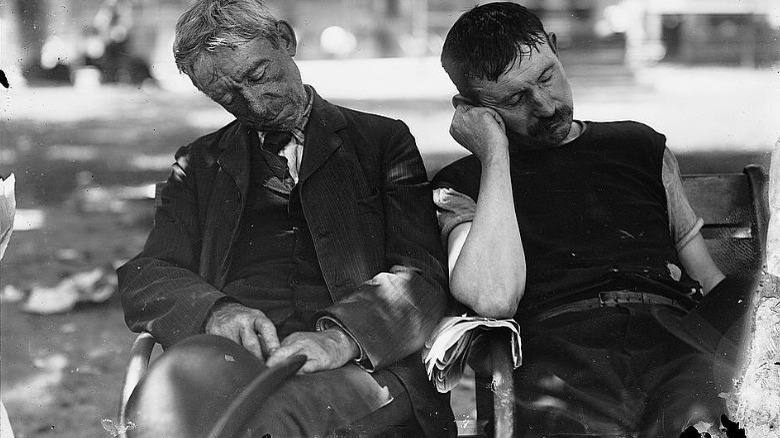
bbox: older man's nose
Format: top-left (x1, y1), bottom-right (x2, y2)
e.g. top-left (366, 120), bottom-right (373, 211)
top-left (238, 88), bottom-right (270, 117)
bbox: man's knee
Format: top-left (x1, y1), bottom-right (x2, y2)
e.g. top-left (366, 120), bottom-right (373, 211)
top-left (246, 368), bottom-right (417, 437)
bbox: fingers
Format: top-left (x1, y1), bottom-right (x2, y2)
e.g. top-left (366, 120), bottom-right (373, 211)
top-left (265, 343), bottom-right (306, 369)
top-left (484, 107), bottom-right (506, 128)
top-left (206, 320), bottom-right (242, 346)
top-left (450, 105), bottom-right (509, 158)
top-left (205, 303), bottom-right (280, 360)
top-left (266, 333), bottom-right (315, 371)
top-left (454, 102), bottom-right (473, 114)
top-left (265, 332), bottom-right (340, 374)
top-left (239, 325), bottom-right (264, 360)
top-left (253, 316), bottom-right (280, 354)
top-left (298, 358), bottom-right (320, 374)
top-left (452, 94), bottom-right (476, 109)
top-left (452, 105), bottom-right (498, 129)
top-left (466, 106), bottom-right (502, 125)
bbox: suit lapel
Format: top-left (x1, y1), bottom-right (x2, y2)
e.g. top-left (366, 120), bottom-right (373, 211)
top-left (201, 124), bottom-right (253, 288)
top-left (216, 125), bottom-right (253, 191)
top-left (298, 94), bottom-right (346, 184)
top-left (202, 93), bottom-right (347, 288)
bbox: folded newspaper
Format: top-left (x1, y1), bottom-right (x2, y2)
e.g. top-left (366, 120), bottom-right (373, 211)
top-left (423, 315), bottom-right (522, 393)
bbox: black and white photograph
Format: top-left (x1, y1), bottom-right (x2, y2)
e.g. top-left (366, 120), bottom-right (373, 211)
top-left (1, 1), bottom-right (779, 437)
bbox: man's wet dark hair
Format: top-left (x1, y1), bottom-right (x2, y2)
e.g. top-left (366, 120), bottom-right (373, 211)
top-left (441, 2), bottom-right (548, 97)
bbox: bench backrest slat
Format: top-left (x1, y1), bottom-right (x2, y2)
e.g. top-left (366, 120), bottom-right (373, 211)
top-left (683, 174), bottom-right (751, 227)
top-left (681, 169), bottom-right (766, 280)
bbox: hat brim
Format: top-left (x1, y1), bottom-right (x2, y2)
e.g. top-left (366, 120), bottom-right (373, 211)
top-left (207, 353), bottom-right (306, 438)
top-left (126, 335), bottom-right (306, 438)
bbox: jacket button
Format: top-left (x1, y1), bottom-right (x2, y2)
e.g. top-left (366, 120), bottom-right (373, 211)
top-left (317, 225), bottom-right (327, 236)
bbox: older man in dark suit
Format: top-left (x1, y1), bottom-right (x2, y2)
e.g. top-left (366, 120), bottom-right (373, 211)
top-left (116, 0), bottom-right (454, 436)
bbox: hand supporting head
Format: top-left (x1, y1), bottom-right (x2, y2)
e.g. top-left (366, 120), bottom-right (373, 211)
top-left (442, 2), bottom-right (578, 150)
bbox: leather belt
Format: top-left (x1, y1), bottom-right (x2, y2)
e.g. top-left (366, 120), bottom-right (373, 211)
top-left (533, 290), bottom-right (689, 322)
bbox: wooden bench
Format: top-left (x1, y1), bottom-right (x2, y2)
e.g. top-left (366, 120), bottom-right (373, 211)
top-left (117, 165), bottom-right (769, 438)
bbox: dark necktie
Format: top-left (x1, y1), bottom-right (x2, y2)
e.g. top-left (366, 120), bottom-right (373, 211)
top-left (262, 131), bottom-right (293, 155)
top-left (260, 131), bottom-right (294, 191)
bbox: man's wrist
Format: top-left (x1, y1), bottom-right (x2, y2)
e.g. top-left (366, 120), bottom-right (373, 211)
top-left (481, 148), bottom-right (510, 169)
top-left (326, 327), bottom-right (360, 361)
top-left (203, 298), bottom-right (239, 332)
top-left (316, 317), bottom-right (362, 361)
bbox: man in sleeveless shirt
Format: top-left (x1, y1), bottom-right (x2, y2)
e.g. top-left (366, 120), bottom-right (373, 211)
top-left (116, 1), bottom-right (455, 436)
top-left (434, 3), bottom-right (745, 437)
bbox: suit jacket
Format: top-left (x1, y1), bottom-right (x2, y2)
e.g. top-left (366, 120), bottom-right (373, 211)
top-left (117, 90), bottom-right (455, 435)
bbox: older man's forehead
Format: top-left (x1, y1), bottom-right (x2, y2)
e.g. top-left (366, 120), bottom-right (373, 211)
top-left (193, 39), bottom-right (272, 85)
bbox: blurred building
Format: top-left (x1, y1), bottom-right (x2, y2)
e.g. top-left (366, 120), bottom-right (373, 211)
top-left (641, 0), bottom-right (780, 67)
top-left (2, 0), bottom-right (778, 87)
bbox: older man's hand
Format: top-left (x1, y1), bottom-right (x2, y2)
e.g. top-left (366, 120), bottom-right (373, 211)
top-left (265, 328), bottom-right (360, 374)
top-left (450, 102), bottom-right (509, 163)
top-left (205, 301), bottom-right (280, 361)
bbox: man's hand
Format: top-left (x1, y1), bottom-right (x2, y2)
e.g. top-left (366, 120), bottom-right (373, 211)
top-left (450, 102), bottom-right (509, 162)
top-left (204, 301), bottom-right (280, 361)
top-left (265, 328), bottom-right (360, 374)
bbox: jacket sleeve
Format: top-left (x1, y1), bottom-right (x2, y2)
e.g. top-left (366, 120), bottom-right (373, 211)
top-left (116, 150), bottom-right (228, 347)
top-left (317, 120), bottom-right (450, 370)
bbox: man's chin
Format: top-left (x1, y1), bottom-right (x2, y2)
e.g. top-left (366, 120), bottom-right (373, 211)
top-left (508, 131), bottom-right (568, 150)
top-left (247, 116), bottom-right (296, 132)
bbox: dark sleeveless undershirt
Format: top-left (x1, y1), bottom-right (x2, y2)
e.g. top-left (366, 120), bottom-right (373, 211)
top-left (432, 121), bottom-right (701, 313)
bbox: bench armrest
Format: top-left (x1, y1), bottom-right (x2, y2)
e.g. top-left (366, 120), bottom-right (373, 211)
top-left (117, 332), bottom-right (157, 436)
top-left (473, 329), bottom-right (515, 437)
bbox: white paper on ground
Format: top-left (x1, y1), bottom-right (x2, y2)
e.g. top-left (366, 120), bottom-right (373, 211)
top-left (0, 174), bottom-right (16, 260)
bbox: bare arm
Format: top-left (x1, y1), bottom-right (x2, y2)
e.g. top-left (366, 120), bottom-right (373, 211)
top-left (662, 147), bottom-right (725, 294)
top-left (446, 103), bottom-right (526, 317)
top-left (677, 232), bottom-right (725, 294)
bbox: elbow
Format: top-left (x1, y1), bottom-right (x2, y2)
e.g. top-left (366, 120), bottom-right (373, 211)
top-left (471, 298), bottom-right (519, 319)
top-left (452, 281), bottom-right (523, 318)
top-left (449, 263), bottom-right (526, 318)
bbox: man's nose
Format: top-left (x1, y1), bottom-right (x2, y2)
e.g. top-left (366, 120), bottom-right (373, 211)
top-left (237, 87), bottom-right (269, 118)
top-left (530, 87), bottom-right (555, 118)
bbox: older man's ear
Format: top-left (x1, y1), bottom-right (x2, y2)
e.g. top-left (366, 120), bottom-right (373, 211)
top-left (276, 20), bottom-right (298, 56)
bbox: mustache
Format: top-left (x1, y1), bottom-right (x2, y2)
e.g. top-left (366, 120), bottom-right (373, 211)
top-left (528, 105), bottom-right (573, 137)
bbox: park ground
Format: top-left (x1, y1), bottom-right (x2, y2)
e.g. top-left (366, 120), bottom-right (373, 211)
top-left (1, 61), bottom-right (779, 437)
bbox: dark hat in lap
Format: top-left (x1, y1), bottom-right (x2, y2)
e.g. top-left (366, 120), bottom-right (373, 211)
top-left (125, 334), bottom-right (305, 438)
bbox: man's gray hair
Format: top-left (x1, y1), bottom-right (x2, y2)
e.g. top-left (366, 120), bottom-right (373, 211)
top-left (173, 0), bottom-right (281, 78)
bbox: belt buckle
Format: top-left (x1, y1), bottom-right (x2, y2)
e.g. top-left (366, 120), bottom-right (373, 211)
top-left (598, 291), bottom-right (619, 307)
